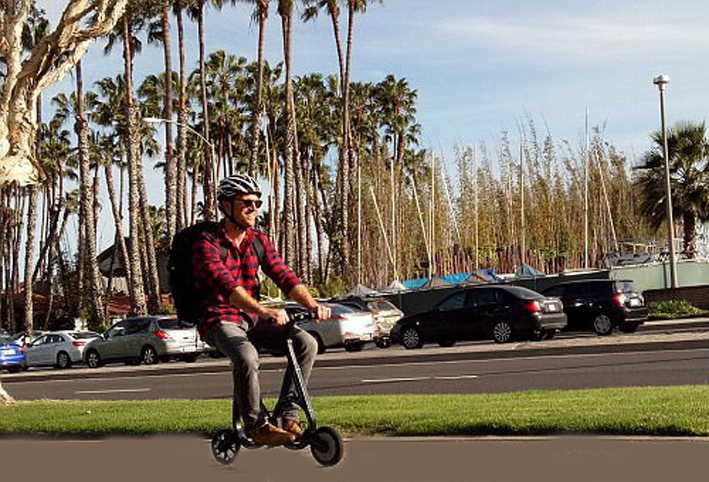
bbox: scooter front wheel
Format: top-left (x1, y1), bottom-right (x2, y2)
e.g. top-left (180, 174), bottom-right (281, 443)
top-left (211, 429), bottom-right (241, 465)
top-left (309, 426), bottom-right (344, 467)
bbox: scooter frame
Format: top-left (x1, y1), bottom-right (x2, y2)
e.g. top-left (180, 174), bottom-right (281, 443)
top-left (211, 316), bottom-right (343, 467)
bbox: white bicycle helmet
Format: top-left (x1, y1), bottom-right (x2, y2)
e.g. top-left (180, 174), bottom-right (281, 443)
top-left (217, 173), bottom-right (261, 200)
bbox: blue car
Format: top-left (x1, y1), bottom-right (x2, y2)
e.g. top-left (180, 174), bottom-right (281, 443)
top-left (0, 335), bottom-right (26, 373)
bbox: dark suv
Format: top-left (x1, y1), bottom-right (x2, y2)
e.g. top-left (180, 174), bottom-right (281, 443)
top-left (390, 285), bottom-right (567, 348)
top-left (541, 279), bottom-right (647, 336)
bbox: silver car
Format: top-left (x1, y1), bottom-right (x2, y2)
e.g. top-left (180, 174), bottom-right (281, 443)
top-left (83, 316), bottom-right (203, 368)
top-left (284, 303), bottom-right (376, 354)
top-left (25, 331), bottom-right (99, 369)
top-left (336, 297), bottom-right (404, 348)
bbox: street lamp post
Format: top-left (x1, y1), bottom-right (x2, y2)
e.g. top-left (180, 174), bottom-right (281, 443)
top-left (653, 74), bottom-right (678, 290)
top-left (143, 116), bottom-right (215, 154)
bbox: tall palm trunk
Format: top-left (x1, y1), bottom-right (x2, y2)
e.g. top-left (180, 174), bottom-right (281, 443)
top-left (324, 2), bottom-right (349, 282)
top-left (161, 0), bottom-right (177, 241)
top-left (279, 1), bottom-right (296, 266)
top-left (22, 185), bottom-right (38, 333)
top-left (76, 61), bottom-right (106, 327)
top-left (683, 211), bottom-right (697, 259)
top-left (103, 162), bottom-right (133, 300)
top-left (138, 170), bottom-right (161, 312)
top-left (197, 0), bottom-right (216, 221)
top-left (122, 14), bottom-right (147, 315)
top-left (176, 0), bottom-right (188, 230)
top-left (249, 0), bottom-right (269, 177)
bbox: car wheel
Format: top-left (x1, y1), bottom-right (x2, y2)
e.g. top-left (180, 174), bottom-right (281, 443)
top-left (86, 350), bottom-right (102, 369)
top-left (492, 321), bottom-right (513, 343)
top-left (344, 341), bottom-right (364, 352)
top-left (374, 338), bottom-right (391, 349)
top-left (401, 327), bottom-right (423, 349)
top-left (141, 346), bottom-right (159, 365)
top-left (56, 351), bottom-right (72, 369)
top-left (183, 355), bottom-right (198, 363)
top-left (619, 322), bottom-right (639, 334)
top-left (545, 330), bottom-right (557, 340)
top-left (437, 339), bottom-right (456, 347)
top-left (7, 366), bottom-right (21, 374)
top-left (308, 331), bottom-right (326, 354)
top-left (592, 314), bottom-right (613, 336)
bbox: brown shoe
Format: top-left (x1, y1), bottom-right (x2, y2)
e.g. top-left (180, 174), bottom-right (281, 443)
top-left (248, 422), bottom-right (296, 446)
top-left (282, 418), bottom-right (304, 440)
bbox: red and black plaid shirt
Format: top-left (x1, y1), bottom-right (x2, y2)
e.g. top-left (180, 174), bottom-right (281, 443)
top-left (192, 220), bottom-right (301, 335)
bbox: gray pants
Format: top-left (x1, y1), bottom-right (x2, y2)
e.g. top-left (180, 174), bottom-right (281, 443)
top-left (203, 320), bottom-right (318, 430)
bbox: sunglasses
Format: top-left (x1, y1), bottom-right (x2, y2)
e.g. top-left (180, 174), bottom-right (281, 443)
top-left (236, 199), bottom-right (263, 209)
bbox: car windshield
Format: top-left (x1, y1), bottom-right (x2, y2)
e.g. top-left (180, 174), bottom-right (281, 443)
top-left (505, 286), bottom-right (544, 299)
top-left (367, 300), bottom-right (398, 311)
top-left (614, 281), bottom-right (637, 294)
top-left (331, 304), bottom-right (356, 316)
top-left (71, 331), bottom-right (100, 340)
top-left (158, 319), bottom-right (194, 330)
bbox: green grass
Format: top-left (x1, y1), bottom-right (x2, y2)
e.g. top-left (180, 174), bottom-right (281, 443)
top-left (2, 386), bottom-right (709, 438)
top-left (648, 300), bottom-right (708, 320)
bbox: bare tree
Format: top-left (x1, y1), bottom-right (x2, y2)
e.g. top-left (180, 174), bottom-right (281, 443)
top-left (0, 0), bottom-right (129, 185)
top-left (0, 0), bottom-right (128, 407)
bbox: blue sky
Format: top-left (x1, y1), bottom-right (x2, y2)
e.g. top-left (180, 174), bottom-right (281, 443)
top-left (40, 0), bottom-right (709, 247)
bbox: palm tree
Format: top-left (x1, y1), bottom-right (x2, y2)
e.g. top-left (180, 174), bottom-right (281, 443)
top-left (239, 0), bottom-right (271, 176)
top-left (147, 0), bottom-right (178, 242)
top-left (52, 80), bottom-right (107, 327)
top-left (637, 122), bottom-right (709, 259)
top-left (188, 0), bottom-right (232, 221)
top-left (20, 5), bottom-right (50, 334)
top-left (104, 7), bottom-right (151, 315)
top-left (278, 0), bottom-right (297, 267)
top-left (173, 0), bottom-right (192, 230)
top-left (302, 1), bottom-right (349, 280)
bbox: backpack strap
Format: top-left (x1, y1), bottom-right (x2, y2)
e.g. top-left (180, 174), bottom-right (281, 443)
top-left (251, 234), bottom-right (267, 302)
top-left (251, 235), bottom-right (266, 266)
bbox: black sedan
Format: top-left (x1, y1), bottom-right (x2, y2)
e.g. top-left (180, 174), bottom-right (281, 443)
top-left (390, 285), bottom-right (567, 349)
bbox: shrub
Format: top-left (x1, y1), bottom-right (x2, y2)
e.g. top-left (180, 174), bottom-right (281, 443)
top-left (648, 299), bottom-right (708, 320)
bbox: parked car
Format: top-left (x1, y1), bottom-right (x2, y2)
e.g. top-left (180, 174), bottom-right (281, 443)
top-left (281, 303), bottom-right (376, 354)
top-left (24, 331), bottom-right (100, 369)
top-left (0, 335), bottom-right (26, 373)
top-left (9, 330), bottom-right (47, 346)
top-left (390, 285), bottom-right (567, 349)
top-left (331, 296), bottom-right (404, 348)
top-left (541, 279), bottom-right (648, 335)
top-left (83, 316), bottom-right (204, 368)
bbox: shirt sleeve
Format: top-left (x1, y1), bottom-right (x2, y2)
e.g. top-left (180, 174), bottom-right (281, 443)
top-left (192, 231), bottom-right (238, 299)
top-left (258, 234), bottom-right (302, 295)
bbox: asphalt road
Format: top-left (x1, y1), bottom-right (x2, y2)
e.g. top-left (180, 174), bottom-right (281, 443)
top-left (2, 436), bottom-right (708, 482)
top-left (4, 320), bottom-right (709, 400)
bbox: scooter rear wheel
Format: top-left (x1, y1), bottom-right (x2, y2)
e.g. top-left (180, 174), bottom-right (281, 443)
top-left (211, 429), bottom-right (240, 465)
top-left (309, 426), bottom-right (344, 467)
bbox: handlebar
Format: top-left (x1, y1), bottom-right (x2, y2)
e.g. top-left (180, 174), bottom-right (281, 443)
top-left (260, 309), bottom-right (314, 327)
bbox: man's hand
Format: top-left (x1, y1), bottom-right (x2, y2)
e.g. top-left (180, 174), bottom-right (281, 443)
top-left (260, 307), bottom-right (289, 326)
top-left (312, 303), bottom-right (331, 321)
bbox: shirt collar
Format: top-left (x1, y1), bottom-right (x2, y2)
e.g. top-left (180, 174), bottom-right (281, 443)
top-left (218, 219), bottom-right (255, 251)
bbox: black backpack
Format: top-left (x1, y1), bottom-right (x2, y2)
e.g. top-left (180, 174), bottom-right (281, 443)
top-left (168, 221), bottom-right (266, 323)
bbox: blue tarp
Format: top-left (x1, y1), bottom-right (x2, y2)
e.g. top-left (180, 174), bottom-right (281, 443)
top-left (402, 278), bottom-right (429, 289)
top-left (515, 263), bottom-right (546, 279)
top-left (402, 269), bottom-right (500, 289)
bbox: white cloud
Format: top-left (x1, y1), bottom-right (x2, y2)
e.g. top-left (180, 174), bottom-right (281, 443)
top-left (440, 13), bottom-right (704, 63)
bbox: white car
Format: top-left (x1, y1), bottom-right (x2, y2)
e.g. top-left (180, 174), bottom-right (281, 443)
top-left (25, 331), bottom-right (100, 369)
top-left (284, 303), bottom-right (376, 353)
